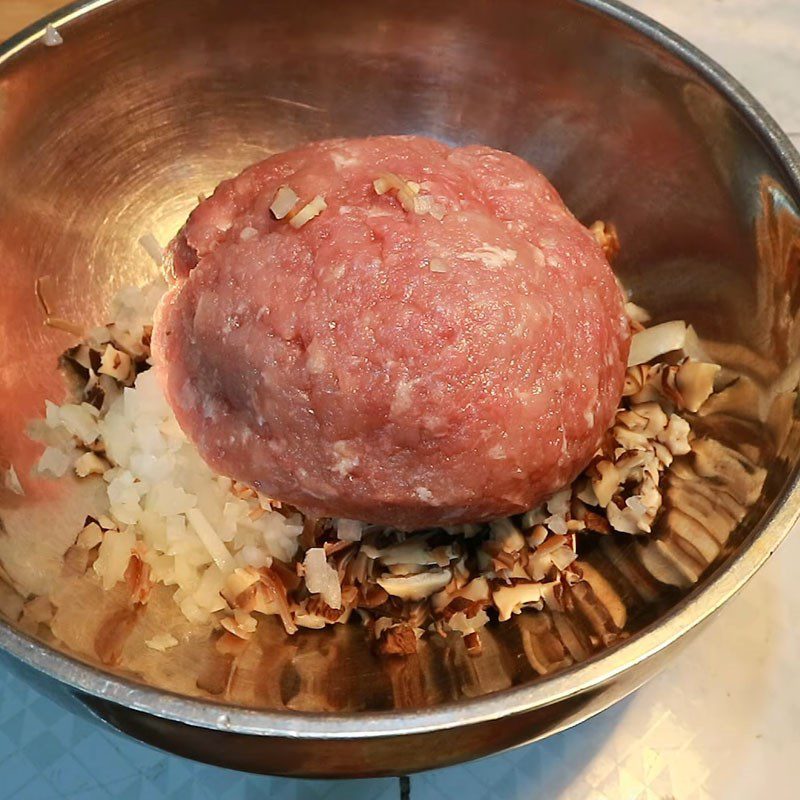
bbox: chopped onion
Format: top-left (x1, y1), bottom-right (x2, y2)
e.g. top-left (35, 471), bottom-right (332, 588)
top-left (93, 527), bottom-right (136, 589)
top-left (545, 514), bottom-right (568, 536)
top-left (624, 302), bottom-right (651, 324)
top-left (138, 233), bottom-right (163, 266)
top-left (288, 195), bottom-right (327, 229)
top-left (186, 508), bottom-right (234, 574)
top-left (627, 320), bottom-right (687, 366)
top-left (303, 548), bottom-right (341, 609)
top-left (546, 488), bottom-right (571, 517)
top-left (77, 521), bottom-right (104, 549)
top-left (270, 186), bottom-right (299, 220)
top-left (336, 518), bottom-right (363, 542)
top-left (413, 195), bottom-right (446, 220)
top-left (145, 633), bottom-right (178, 652)
top-left (193, 564), bottom-right (226, 611)
top-left (682, 324), bottom-right (711, 362)
top-left (2, 464), bottom-right (24, 496)
top-left (36, 446), bottom-right (72, 477)
top-left (550, 545), bottom-right (578, 571)
top-left (490, 518), bottom-right (525, 551)
top-left (625, 495), bottom-right (648, 516)
top-left (373, 172), bottom-right (419, 212)
top-left (59, 403), bottom-right (100, 444)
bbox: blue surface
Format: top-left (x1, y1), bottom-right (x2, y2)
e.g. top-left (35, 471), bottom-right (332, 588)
top-left (0, 667), bottom-right (404, 799)
top-left (0, 662), bottom-right (632, 799)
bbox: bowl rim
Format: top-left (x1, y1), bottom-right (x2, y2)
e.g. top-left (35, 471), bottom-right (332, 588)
top-left (1, 0), bottom-right (799, 741)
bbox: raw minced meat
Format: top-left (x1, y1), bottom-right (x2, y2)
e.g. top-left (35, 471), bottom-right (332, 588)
top-left (153, 135), bottom-right (630, 528)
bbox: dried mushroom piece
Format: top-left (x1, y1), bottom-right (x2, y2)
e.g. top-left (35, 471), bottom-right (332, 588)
top-left (374, 619), bottom-right (422, 656)
top-left (270, 186), bottom-right (299, 219)
top-left (628, 359), bottom-right (720, 412)
top-left (493, 582), bottom-right (544, 621)
top-left (691, 438), bottom-right (767, 507)
top-left (589, 221), bottom-right (620, 261)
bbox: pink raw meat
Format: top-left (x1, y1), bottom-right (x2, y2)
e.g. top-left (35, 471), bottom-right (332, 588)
top-left (153, 135), bottom-right (630, 528)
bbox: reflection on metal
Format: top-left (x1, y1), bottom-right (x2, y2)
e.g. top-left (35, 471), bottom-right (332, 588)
top-left (0, 0), bottom-right (800, 778)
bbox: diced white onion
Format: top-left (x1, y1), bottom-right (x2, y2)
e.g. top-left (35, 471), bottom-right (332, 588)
top-left (138, 233), bottom-right (163, 266)
top-left (288, 195), bottom-right (327, 229)
top-left (37, 446), bottom-right (72, 477)
top-left (627, 320), bottom-right (687, 366)
top-left (270, 186), bottom-right (299, 220)
top-left (145, 633), bottom-right (178, 651)
top-left (303, 548), bottom-right (341, 609)
top-left (336, 518), bottom-right (363, 542)
top-left (3, 464), bottom-right (24, 495)
top-left (186, 508), bottom-right (234, 574)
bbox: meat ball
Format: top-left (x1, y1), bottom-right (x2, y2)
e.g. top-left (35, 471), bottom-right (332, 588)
top-left (153, 135), bottom-right (630, 529)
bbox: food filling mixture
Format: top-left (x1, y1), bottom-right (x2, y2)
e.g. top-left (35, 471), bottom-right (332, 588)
top-left (28, 136), bottom-right (766, 659)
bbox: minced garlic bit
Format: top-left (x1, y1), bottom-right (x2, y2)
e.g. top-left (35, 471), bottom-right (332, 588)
top-left (270, 186), bottom-right (299, 220)
top-left (374, 172), bottom-right (445, 219)
top-left (288, 195), bottom-right (327, 229)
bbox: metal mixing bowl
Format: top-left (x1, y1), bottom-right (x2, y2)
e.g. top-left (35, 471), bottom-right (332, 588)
top-left (1, 0), bottom-right (799, 778)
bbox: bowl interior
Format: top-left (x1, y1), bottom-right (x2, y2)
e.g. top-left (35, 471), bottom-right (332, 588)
top-left (1, 0), bottom-right (800, 717)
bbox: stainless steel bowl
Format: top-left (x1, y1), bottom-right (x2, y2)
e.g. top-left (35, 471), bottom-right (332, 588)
top-left (1, 0), bottom-right (799, 778)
